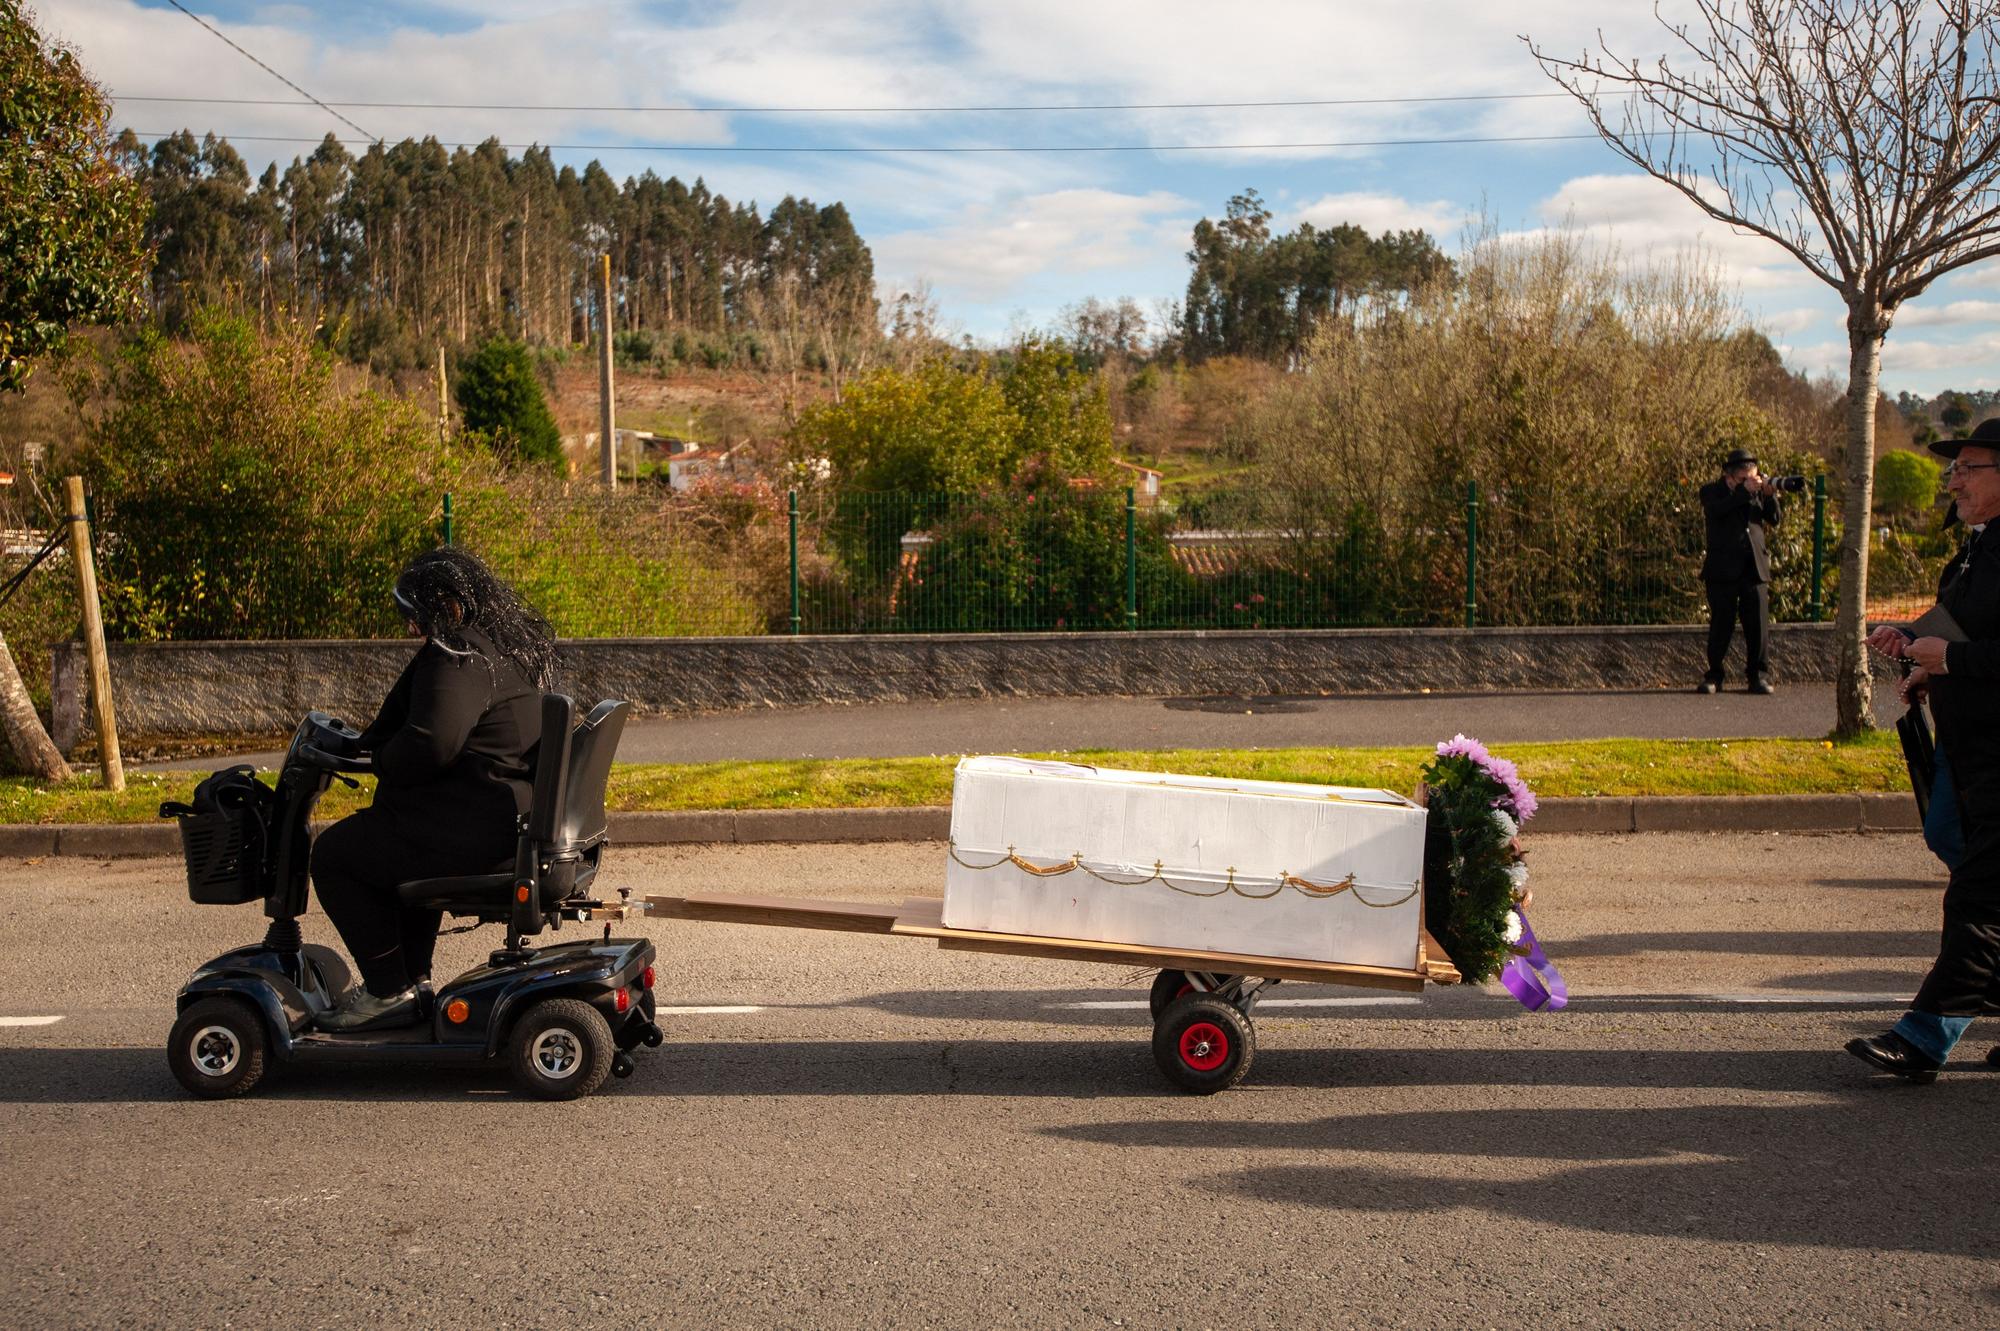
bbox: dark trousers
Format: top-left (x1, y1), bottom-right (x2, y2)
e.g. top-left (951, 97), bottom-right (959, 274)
top-left (1704, 579), bottom-right (1770, 683)
top-left (312, 807), bottom-right (510, 996)
top-left (1913, 766), bottom-right (2000, 1017)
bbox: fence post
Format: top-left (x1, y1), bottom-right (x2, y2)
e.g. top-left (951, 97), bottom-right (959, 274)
top-left (1125, 486), bottom-right (1138, 630)
top-left (1463, 479), bottom-right (1479, 629)
top-left (788, 488), bottom-right (802, 635)
top-left (64, 476), bottom-right (123, 791)
top-left (1810, 474), bottom-right (1827, 623)
top-left (441, 491), bottom-right (454, 545)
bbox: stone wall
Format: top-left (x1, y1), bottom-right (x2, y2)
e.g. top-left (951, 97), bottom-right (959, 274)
top-left (52, 623), bottom-right (1891, 743)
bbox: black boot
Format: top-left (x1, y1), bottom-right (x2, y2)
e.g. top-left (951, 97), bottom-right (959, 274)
top-left (1846, 1032), bottom-right (1942, 1084)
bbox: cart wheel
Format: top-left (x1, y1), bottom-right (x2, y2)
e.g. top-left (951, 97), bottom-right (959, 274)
top-left (509, 998), bottom-right (614, 1100)
top-left (301, 943), bottom-right (351, 1001)
top-left (167, 996), bottom-right (270, 1099)
top-left (1152, 993), bottom-right (1254, 1094)
top-left (1147, 969), bottom-right (1242, 1018)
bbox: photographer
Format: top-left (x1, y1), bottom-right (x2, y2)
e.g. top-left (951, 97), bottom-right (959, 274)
top-left (1697, 447), bottom-right (1787, 694)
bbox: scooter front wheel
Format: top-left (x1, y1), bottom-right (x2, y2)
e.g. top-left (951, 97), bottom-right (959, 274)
top-left (167, 996), bottom-right (270, 1099)
top-left (509, 998), bottom-right (615, 1100)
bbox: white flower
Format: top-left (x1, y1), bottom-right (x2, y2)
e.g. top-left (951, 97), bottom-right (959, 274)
top-left (1503, 910), bottom-right (1524, 945)
top-left (1490, 809), bottom-right (1519, 840)
top-left (1506, 861), bottom-right (1530, 893)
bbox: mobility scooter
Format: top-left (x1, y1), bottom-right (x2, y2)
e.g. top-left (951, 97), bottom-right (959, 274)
top-left (162, 695), bottom-right (659, 1101)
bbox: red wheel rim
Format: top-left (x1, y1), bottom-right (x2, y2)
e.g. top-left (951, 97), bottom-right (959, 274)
top-left (1179, 1021), bottom-right (1230, 1072)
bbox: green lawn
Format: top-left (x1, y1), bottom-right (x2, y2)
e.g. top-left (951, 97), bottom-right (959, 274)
top-left (0, 732), bottom-right (1908, 825)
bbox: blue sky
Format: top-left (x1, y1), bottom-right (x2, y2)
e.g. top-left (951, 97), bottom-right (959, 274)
top-left (46, 0), bottom-right (2000, 396)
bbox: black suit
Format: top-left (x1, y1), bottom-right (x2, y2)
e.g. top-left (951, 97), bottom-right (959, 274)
top-left (1908, 525), bottom-right (2000, 1020)
top-left (1699, 477), bottom-right (1782, 684)
top-left (310, 627), bottom-right (544, 996)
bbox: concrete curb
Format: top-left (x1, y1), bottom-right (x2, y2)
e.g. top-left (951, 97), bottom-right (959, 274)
top-left (0, 792), bottom-right (1923, 859)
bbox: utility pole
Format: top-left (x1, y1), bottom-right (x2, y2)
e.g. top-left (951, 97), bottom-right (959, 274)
top-left (436, 344), bottom-right (449, 446)
top-left (598, 253), bottom-right (616, 489)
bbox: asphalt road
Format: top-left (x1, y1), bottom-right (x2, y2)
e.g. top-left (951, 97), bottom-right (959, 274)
top-left (146, 683), bottom-right (1904, 770)
top-left (3, 831), bottom-right (1996, 1329)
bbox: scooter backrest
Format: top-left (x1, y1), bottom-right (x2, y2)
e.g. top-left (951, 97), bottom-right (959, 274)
top-left (526, 694), bottom-right (576, 845)
top-left (553, 698), bottom-right (629, 853)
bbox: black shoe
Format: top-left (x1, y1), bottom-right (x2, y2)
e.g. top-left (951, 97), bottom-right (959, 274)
top-left (1748, 678), bottom-right (1775, 695)
top-left (1988, 1046), bottom-right (2000, 1070)
top-left (1695, 679), bottom-right (1720, 695)
top-left (1845, 1032), bottom-right (1941, 1084)
top-left (318, 985), bottom-right (421, 1032)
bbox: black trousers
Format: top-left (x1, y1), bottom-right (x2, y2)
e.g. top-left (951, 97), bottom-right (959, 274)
top-left (312, 807), bottom-right (511, 997)
top-left (1704, 579), bottom-right (1770, 683)
top-left (1913, 767), bottom-right (2000, 1016)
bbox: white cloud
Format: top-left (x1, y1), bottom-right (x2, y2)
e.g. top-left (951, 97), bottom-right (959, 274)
top-left (1292, 191), bottom-right (1470, 238)
top-left (871, 188), bottom-right (1192, 304)
top-left (1894, 299), bottom-right (2000, 329)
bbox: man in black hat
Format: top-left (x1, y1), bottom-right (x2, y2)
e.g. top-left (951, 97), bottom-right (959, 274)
top-left (1849, 420), bottom-right (2000, 1081)
top-left (1697, 446), bottom-right (1783, 694)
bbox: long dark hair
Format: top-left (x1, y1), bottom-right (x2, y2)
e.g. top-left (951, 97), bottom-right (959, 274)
top-left (393, 547), bottom-right (561, 691)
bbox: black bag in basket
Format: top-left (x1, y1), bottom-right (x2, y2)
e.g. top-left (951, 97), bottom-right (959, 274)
top-left (160, 765), bottom-right (277, 905)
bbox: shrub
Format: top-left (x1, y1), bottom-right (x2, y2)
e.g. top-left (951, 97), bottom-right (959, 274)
top-left (1874, 449), bottom-right (1942, 518)
top-left (456, 336), bottom-right (564, 469)
top-left (73, 312), bottom-right (456, 640)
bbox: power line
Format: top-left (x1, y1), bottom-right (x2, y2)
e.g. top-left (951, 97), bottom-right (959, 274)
top-left (113, 90), bottom-right (1585, 114)
top-left (160, 0), bottom-right (377, 142)
top-left (131, 130), bottom-right (1605, 155)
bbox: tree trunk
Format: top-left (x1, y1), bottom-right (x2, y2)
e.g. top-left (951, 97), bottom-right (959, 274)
top-left (1833, 318), bottom-right (1883, 737)
top-left (0, 630), bottom-right (71, 782)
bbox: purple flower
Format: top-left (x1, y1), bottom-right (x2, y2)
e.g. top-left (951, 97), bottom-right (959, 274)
top-left (1433, 733), bottom-right (1537, 823)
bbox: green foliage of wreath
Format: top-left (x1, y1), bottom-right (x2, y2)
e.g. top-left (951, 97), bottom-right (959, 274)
top-left (1419, 753), bottom-right (1527, 984)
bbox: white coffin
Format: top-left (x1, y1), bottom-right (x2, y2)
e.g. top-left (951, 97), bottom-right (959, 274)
top-left (943, 757), bottom-right (1428, 969)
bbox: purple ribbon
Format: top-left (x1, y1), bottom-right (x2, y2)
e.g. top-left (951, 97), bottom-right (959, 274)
top-left (1500, 912), bottom-right (1567, 1012)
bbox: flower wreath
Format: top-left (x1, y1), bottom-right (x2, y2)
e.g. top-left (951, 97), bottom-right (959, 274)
top-left (1420, 734), bottom-right (1549, 991)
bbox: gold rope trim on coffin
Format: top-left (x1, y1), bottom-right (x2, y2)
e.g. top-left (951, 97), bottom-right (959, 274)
top-left (947, 842), bottom-right (1421, 908)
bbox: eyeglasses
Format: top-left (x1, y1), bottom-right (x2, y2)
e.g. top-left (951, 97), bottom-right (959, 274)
top-left (1946, 462), bottom-right (1999, 478)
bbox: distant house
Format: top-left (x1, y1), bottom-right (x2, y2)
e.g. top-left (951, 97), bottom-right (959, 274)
top-left (668, 443), bottom-right (738, 491)
top-left (1112, 459), bottom-right (1163, 505)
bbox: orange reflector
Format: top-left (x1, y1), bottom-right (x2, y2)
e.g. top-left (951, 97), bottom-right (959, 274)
top-left (515, 885), bottom-right (530, 903)
top-left (445, 999), bottom-right (470, 1024)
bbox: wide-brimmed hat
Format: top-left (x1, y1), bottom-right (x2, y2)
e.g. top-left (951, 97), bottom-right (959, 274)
top-left (1931, 417), bottom-right (2000, 459)
top-left (1721, 447), bottom-right (1759, 470)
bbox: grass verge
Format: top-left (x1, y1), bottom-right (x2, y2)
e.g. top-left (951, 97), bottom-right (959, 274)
top-left (0, 732), bottom-right (1908, 825)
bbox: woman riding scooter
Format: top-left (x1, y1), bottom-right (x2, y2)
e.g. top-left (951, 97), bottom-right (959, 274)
top-left (314, 547), bottom-right (562, 1031)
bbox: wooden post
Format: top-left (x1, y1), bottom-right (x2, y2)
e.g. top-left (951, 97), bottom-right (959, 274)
top-left (598, 253), bottom-right (616, 489)
top-left (436, 344), bottom-right (449, 446)
top-left (64, 477), bottom-right (123, 791)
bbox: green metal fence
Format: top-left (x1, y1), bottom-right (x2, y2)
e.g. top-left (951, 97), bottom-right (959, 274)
top-left (79, 477), bottom-right (1859, 642)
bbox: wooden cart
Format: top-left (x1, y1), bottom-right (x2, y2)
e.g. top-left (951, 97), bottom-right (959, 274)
top-left (597, 891), bottom-right (1462, 1094)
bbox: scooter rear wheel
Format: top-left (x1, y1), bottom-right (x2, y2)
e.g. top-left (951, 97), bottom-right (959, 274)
top-left (509, 998), bottom-right (615, 1100)
top-left (167, 996), bottom-right (270, 1099)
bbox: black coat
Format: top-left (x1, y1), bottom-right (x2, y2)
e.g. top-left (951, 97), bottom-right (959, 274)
top-left (357, 627), bottom-right (544, 859)
top-left (1700, 478), bottom-right (1782, 584)
top-left (1932, 527), bottom-right (2000, 791)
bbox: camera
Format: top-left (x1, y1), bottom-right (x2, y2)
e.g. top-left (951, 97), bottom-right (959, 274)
top-left (1770, 475), bottom-right (1808, 493)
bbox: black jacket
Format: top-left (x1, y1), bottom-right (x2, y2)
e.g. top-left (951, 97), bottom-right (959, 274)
top-left (1700, 478), bottom-right (1782, 584)
top-left (358, 627), bottom-right (543, 858)
top-left (1932, 527), bottom-right (1999, 779)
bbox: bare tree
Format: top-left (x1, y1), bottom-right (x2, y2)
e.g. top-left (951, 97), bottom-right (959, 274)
top-left (1529, 1), bottom-right (2000, 735)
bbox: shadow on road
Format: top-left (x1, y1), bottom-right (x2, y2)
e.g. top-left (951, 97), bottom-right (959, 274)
top-left (5, 1038), bottom-right (1990, 1104)
top-left (1047, 1100), bottom-right (2000, 1257)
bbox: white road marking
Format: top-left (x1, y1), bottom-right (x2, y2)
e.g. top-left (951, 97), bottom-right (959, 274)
top-left (657, 1005), bottom-right (764, 1015)
top-left (0, 1015), bottom-right (63, 1027)
top-left (1575, 991), bottom-right (1908, 1006)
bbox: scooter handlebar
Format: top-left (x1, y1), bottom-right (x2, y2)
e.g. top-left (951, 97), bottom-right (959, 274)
top-left (294, 742), bottom-right (374, 775)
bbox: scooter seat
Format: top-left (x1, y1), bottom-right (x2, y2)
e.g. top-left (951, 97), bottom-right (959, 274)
top-left (396, 872), bottom-right (515, 913)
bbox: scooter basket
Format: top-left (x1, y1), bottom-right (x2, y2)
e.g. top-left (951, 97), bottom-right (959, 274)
top-left (176, 809), bottom-right (267, 905)
top-left (164, 766), bottom-right (275, 905)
